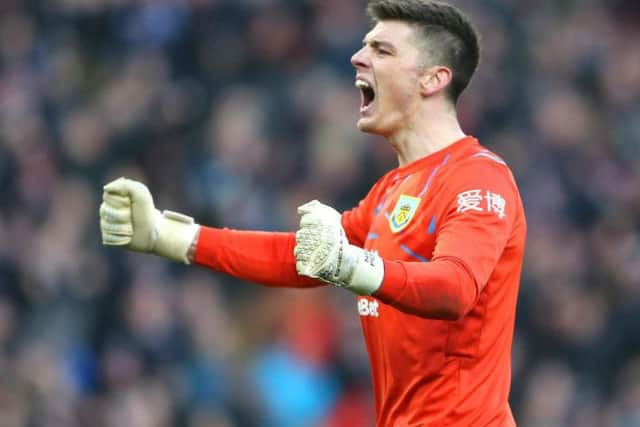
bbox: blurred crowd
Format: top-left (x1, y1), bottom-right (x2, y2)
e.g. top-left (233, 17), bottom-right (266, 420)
top-left (1, 0), bottom-right (640, 426)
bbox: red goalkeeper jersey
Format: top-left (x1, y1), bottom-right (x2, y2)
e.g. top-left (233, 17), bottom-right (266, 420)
top-left (195, 136), bottom-right (526, 427)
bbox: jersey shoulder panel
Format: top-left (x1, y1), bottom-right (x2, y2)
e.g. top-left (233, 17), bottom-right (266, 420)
top-left (440, 148), bottom-right (519, 199)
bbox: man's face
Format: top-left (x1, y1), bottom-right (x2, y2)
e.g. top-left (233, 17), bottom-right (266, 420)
top-left (351, 21), bottom-right (426, 136)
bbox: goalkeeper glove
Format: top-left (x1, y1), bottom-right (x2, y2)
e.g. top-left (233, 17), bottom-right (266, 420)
top-left (99, 177), bottom-right (199, 264)
top-left (294, 200), bottom-right (384, 296)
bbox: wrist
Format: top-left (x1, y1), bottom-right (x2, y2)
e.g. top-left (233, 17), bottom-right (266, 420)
top-left (153, 210), bottom-right (200, 264)
top-left (341, 244), bottom-right (384, 296)
top-left (187, 226), bottom-right (200, 263)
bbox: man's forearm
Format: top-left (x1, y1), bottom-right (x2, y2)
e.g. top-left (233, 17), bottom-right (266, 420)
top-left (375, 257), bottom-right (479, 320)
top-left (194, 226), bottom-right (322, 289)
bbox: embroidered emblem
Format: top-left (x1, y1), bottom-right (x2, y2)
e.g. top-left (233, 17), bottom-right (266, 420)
top-left (389, 194), bottom-right (421, 233)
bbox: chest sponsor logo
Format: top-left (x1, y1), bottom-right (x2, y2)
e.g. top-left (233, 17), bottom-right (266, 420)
top-left (389, 194), bottom-right (421, 233)
top-left (358, 298), bottom-right (379, 317)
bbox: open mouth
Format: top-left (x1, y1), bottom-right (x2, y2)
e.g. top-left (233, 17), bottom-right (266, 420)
top-left (356, 79), bottom-right (376, 112)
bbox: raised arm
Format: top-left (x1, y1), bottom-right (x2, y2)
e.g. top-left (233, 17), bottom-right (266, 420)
top-left (99, 177), bottom-right (320, 288)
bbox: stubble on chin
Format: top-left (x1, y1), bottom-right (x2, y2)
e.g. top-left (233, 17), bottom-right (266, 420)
top-left (357, 118), bottom-right (376, 134)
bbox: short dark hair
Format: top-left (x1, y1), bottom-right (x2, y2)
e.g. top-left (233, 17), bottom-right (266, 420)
top-left (367, 0), bottom-right (480, 103)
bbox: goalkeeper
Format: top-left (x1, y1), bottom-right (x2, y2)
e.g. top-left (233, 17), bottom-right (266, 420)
top-left (100, 1), bottom-right (526, 426)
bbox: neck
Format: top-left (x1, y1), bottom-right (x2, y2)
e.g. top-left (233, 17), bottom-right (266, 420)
top-left (387, 103), bottom-right (466, 167)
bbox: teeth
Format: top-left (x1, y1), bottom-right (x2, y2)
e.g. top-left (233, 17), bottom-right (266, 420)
top-left (355, 80), bottom-right (370, 89)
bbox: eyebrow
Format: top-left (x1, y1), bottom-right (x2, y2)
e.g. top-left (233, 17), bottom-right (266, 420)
top-left (362, 39), bottom-right (396, 52)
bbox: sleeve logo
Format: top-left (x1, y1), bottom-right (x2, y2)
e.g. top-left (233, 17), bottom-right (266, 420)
top-left (456, 189), bottom-right (506, 219)
top-left (389, 194), bottom-right (421, 233)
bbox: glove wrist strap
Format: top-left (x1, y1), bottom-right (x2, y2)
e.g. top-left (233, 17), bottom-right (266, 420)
top-left (341, 245), bottom-right (384, 296)
top-left (154, 210), bottom-right (200, 264)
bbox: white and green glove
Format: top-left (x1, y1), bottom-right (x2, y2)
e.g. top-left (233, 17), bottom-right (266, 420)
top-left (294, 200), bottom-right (384, 296)
top-left (99, 177), bottom-right (199, 264)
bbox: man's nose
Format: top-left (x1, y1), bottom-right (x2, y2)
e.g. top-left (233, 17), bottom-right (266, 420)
top-left (351, 47), bottom-right (368, 69)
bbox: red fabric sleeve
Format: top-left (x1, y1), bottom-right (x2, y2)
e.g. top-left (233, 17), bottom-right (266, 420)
top-left (194, 226), bottom-right (322, 288)
top-left (376, 257), bottom-right (478, 320)
top-left (374, 159), bottom-right (520, 320)
top-left (193, 172), bottom-right (389, 289)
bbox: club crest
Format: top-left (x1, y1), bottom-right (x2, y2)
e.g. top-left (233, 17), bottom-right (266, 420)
top-left (389, 195), bottom-right (421, 233)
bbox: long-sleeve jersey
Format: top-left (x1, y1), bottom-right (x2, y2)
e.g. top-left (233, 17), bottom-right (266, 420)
top-left (195, 136), bottom-right (527, 426)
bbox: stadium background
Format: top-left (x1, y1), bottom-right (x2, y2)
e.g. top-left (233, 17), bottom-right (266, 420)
top-left (1, 0), bottom-right (640, 426)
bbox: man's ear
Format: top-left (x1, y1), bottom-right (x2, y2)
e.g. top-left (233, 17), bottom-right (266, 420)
top-left (419, 66), bottom-right (453, 97)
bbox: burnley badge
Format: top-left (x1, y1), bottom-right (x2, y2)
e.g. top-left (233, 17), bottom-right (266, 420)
top-left (389, 194), bottom-right (421, 233)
